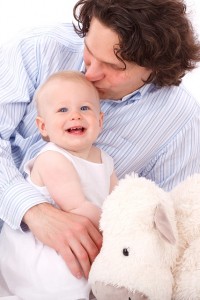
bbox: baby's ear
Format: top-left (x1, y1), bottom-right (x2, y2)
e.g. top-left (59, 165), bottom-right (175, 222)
top-left (36, 116), bottom-right (48, 137)
top-left (154, 203), bottom-right (176, 245)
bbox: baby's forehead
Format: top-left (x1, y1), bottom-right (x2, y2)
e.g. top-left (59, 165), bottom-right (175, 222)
top-left (49, 76), bottom-right (98, 93)
top-left (40, 77), bottom-right (100, 105)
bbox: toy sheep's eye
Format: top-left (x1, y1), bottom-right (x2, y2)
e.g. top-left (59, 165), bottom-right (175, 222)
top-left (122, 248), bottom-right (129, 256)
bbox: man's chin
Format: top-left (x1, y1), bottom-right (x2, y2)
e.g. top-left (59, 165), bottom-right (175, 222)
top-left (99, 94), bottom-right (108, 100)
top-left (100, 94), bottom-right (121, 101)
top-left (98, 90), bottom-right (119, 100)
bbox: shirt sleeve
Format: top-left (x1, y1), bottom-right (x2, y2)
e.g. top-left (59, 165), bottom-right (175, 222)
top-left (0, 35), bottom-right (48, 230)
top-left (141, 114), bottom-right (200, 191)
top-left (0, 24), bottom-right (84, 229)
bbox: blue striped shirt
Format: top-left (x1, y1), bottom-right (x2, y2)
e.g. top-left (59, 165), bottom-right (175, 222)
top-left (0, 23), bottom-right (200, 229)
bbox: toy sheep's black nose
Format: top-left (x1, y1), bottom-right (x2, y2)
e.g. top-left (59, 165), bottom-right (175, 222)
top-left (91, 282), bottom-right (148, 300)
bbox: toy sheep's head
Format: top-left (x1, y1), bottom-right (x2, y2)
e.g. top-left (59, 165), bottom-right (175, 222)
top-left (89, 174), bottom-right (178, 300)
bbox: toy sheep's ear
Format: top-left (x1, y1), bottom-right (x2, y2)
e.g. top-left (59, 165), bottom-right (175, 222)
top-left (154, 203), bottom-right (176, 245)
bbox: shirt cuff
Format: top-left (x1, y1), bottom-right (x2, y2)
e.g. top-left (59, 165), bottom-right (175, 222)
top-left (0, 180), bottom-right (48, 230)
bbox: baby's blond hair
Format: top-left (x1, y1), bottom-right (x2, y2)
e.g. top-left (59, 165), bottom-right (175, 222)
top-left (34, 70), bottom-right (99, 115)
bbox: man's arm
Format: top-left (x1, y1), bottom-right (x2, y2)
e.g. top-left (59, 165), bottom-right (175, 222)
top-left (0, 38), bottom-right (45, 228)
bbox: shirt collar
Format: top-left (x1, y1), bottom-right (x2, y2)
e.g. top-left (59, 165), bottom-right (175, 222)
top-left (120, 83), bottom-right (154, 103)
top-left (103, 83), bottom-right (154, 104)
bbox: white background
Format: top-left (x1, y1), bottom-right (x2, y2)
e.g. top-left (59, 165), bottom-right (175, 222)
top-left (0, 0), bottom-right (199, 100)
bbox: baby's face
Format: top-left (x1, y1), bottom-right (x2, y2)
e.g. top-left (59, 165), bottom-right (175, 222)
top-left (37, 78), bottom-right (103, 153)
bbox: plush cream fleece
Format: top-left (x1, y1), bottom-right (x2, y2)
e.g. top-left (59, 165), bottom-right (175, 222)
top-left (90, 173), bottom-right (200, 300)
top-left (171, 174), bottom-right (200, 300)
top-left (89, 173), bottom-right (178, 300)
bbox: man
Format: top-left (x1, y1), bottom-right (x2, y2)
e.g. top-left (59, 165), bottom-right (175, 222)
top-left (0, 0), bottom-right (200, 281)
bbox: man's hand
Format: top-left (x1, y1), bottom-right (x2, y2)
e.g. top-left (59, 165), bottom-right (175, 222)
top-left (23, 203), bottom-right (102, 279)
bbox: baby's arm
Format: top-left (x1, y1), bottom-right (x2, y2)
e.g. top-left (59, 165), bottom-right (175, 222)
top-left (30, 151), bottom-right (101, 227)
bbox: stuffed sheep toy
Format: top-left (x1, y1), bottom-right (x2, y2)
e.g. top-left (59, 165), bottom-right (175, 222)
top-left (89, 173), bottom-right (200, 300)
top-left (89, 173), bottom-right (178, 300)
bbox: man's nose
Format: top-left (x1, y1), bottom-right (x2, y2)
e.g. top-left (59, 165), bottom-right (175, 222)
top-left (85, 60), bottom-right (104, 82)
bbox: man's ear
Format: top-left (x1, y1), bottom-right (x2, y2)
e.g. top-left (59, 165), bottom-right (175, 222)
top-left (99, 112), bottom-right (104, 130)
top-left (36, 116), bottom-right (48, 137)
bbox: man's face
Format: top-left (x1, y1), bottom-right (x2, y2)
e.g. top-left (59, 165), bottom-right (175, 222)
top-left (84, 18), bottom-right (152, 100)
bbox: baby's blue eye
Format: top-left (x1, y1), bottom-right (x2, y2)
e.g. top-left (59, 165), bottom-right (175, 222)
top-left (81, 105), bottom-right (90, 111)
top-left (58, 107), bottom-right (68, 112)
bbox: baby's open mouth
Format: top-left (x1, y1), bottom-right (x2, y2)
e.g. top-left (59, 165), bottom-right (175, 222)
top-left (67, 126), bottom-right (85, 133)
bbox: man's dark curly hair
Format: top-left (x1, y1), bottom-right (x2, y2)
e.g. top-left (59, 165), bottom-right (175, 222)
top-left (73, 0), bottom-right (200, 87)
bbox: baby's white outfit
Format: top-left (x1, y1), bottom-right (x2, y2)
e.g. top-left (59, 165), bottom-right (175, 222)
top-left (0, 142), bottom-right (114, 300)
